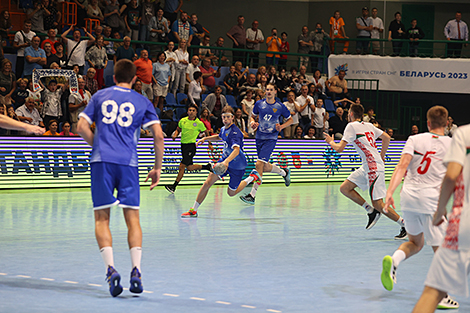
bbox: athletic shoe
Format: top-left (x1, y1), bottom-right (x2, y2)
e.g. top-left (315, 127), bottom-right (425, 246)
top-left (283, 168), bottom-right (291, 187)
top-left (394, 227), bottom-right (408, 240)
top-left (249, 170), bottom-right (262, 185)
top-left (381, 255), bottom-right (396, 291)
top-left (129, 267), bottom-right (143, 294)
top-left (106, 266), bottom-right (123, 297)
top-left (165, 185), bottom-right (176, 194)
top-left (240, 194), bottom-right (255, 205)
top-left (207, 162), bottom-right (214, 173)
top-left (366, 209), bottom-right (381, 230)
top-left (437, 295), bottom-right (459, 309)
top-left (181, 208), bottom-right (198, 218)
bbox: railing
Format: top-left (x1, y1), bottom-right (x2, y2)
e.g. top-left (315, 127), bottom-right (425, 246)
top-left (84, 19), bottom-right (100, 35)
top-left (61, 2), bottom-right (77, 30)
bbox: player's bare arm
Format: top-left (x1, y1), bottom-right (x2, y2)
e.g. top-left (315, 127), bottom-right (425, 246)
top-left (196, 134), bottom-right (221, 146)
top-left (77, 117), bottom-right (94, 146)
top-left (0, 114), bottom-right (45, 135)
top-left (145, 123), bottom-right (164, 190)
top-left (221, 146), bottom-right (240, 167)
top-left (324, 134), bottom-right (347, 153)
top-left (433, 161), bottom-right (462, 226)
top-left (276, 116), bottom-right (293, 131)
top-left (379, 132), bottom-right (391, 161)
top-left (250, 114), bottom-right (259, 131)
top-left (385, 153), bottom-right (412, 210)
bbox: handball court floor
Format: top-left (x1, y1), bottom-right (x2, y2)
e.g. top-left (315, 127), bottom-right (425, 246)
top-left (1, 183), bottom-right (468, 313)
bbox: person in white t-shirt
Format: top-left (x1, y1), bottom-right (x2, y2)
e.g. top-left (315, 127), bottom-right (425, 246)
top-left (282, 91), bottom-right (300, 139)
top-left (325, 103), bottom-right (406, 238)
top-left (296, 85), bottom-right (315, 132)
top-left (370, 8), bottom-right (384, 54)
top-left (381, 106), bottom-right (459, 309)
top-left (412, 124), bottom-right (470, 313)
top-left (312, 98), bottom-right (326, 139)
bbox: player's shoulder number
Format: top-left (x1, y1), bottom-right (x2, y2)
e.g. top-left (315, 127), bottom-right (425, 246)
top-left (101, 100), bottom-right (135, 127)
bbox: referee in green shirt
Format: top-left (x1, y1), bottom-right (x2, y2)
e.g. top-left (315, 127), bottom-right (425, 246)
top-left (165, 104), bottom-right (213, 193)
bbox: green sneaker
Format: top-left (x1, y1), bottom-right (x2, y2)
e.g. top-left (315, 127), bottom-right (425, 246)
top-left (381, 255), bottom-right (396, 291)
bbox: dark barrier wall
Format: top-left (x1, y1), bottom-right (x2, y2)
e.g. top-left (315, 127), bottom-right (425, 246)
top-left (0, 137), bottom-right (405, 189)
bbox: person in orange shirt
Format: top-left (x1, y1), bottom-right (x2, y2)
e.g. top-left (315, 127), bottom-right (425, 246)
top-left (266, 28), bottom-right (282, 66)
top-left (43, 119), bottom-right (60, 136)
top-left (329, 10), bottom-right (349, 53)
top-left (133, 49), bottom-right (154, 101)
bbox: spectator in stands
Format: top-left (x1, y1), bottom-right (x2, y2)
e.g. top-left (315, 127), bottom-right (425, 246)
top-left (388, 12), bottom-right (406, 56)
top-left (6, 105), bottom-right (21, 135)
top-left (227, 15), bottom-right (246, 64)
top-left (363, 106), bottom-right (374, 122)
top-left (43, 42), bottom-right (53, 68)
top-left (43, 119), bottom-right (59, 135)
top-left (62, 26), bottom-right (95, 74)
top-left (257, 75), bottom-right (267, 93)
top-left (93, 25), bottom-right (104, 39)
top-left (0, 59), bottom-right (16, 106)
top-left (16, 96), bottom-right (44, 127)
top-left (114, 36), bottom-right (134, 64)
top-left (13, 20), bottom-right (36, 78)
top-left (202, 85), bottom-right (226, 132)
top-left (102, 27), bottom-right (115, 55)
top-left (85, 35), bottom-right (107, 89)
top-left (171, 11), bottom-right (193, 44)
top-left (223, 65), bottom-right (239, 96)
top-left (200, 107), bottom-right (213, 135)
top-left (407, 19), bottom-right (425, 57)
top-left (48, 42), bottom-right (67, 69)
top-left (445, 12), bottom-right (468, 58)
top-left (311, 69), bottom-right (326, 100)
top-left (132, 79), bottom-right (148, 99)
top-left (133, 49), bottom-right (153, 100)
top-left (152, 51), bottom-right (172, 111)
top-left (189, 13), bottom-right (205, 48)
top-left (24, 36), bottom-right (46, 80)
top-left (371, 8), bottom-right (384, 54)
top-left (199, 57), bottom-right (224, 94)
top-left (278, 32), bottom-right (289, 71)
top-left (282, 90), bottom-right (299, 139)
top-left (199, 34), bottom-right (215, 61)
top-left (41, 79), bottom-right (68, 129)
top-left (299, 65), bottom-right (313, 83)
top-left (103, 0), bottom-right (121, 34)
top-left (124, 0), bottom-right (141, 41)
top-left (211, 37), bottom-right (229, 66)
top-left (163, 0), bottom-right (183, 27)
top-left (12, 78), bottom-right (29, 109)
top-left (112, 31), bottom-right (123, 51)
top-left (266, 28), bottom-right (281, 66)
top-left (188, 71), bottom-right (204, 106)
top-left (329, 10), bottom-right (349, 53)
top-left (326, 69), bottom-right (350, 101)
top-left (149, 9), bottom-right (170, 59)
top-left (245, 20), bottom-right (264, 68)
top-left (140, 0), bottom-right (158, 44)
top-left (59, 121), bottom-right (75, 136)
top-left (256, 65), bottom-right (267, 83)
top-left (241, 89), bottom-right (254, 132)
top-left (445, 116), bottom-right (457, 137)
top-left (276, 68), bottom-right (290, 99)
top-left (68, 76), bottom-right (90, 133)
top-left (239, 73), bottom-right (258, 100)
top-left (27, 79), bottom-right (43, 110)
top-left (267, 65), bottom-right (279, 85)
top-left (298, 26), bottom-right (313, 67)
top-left (328, 106), bottom-right (347, 139)
top-left (172, 38), bottom-right (189, 96)
top-left (0, 11), bottom-right (12, 47)
top-left (312, 98), bottom-right (326, 139)
top-left (185, 55), bottom-right (200, 84)
top-left (310, 23), bottom-right (329, 72)
top-left (71, 0), bottom-right (87, 28)
top-left (356, 7), bottom-right (373, 54)
top-left (26, 0), bottom-right (48, 34)
top-left (293, 125), bottom-right (303, 139)
top-left (41, 29), bottom-right (58, 54)
top-left (304, 126), bottom-right (316, 139)
top-left (234, 61), bottom-right (249, 85)
top-left (234, 107), bottom-right (248, 137)
top-left (386, 128), bottom-right (394, 140)
top-left (0, 45), bottom-right (4, 64)
top-left (84, 67), bottom-right (98, 95)
top-left (296, 84), bottom-right (314, 131)
top-left (410, 124), bottom-right (419, 136)
top-left (44, 0), bottom-right (60, 32)
top-left (87, 0), bottom-right (104, 22)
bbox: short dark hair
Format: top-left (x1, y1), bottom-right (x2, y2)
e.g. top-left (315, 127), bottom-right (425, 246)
top-left (339, 69), bottom-right (346, 74)
top-left (187, 104), bottom-right (198, 111)
top-left (237, 15), bottom-right (244, 19)
top-left (427, 105), bottom-right (448, 129)
top-left (193, 71), bottom-right (202, 80)
top-left (53, 41), bottom-right (63, 50)
top-left (395, 12), bottom-right (401, 17)
top-left (411, 18), bottom-right (417, 22)
top-left (48, 119), bottom-right (58, 127)
top-left (350, 104), bottom-right (364, 120)
top-left (114, 59), bottom-right (136, 84)
top-left (156, 51), bottom-right (166, 61)
top-left (281, 32), bottom-right (287, 37)
top-left (290, 66), bottom-right (298, 72)
top-left (24, 19), bottom-right (32, 25)
top-left (48, 79), bottom-right (57, 85)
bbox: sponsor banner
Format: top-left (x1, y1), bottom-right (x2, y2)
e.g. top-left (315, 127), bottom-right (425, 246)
top-left (328, 54), bottom-right (470, 94)
top-left (0, 137), bottom-right (405, 189)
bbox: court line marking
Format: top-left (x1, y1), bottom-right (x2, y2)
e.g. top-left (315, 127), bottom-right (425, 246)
top-left (40, 278), bottom-right (55, 281)
top-left (16, 275), bottom-right (31, 278)
top-left (163, 293), bottom-right (179, 297)
top-left (266, 310), bottom-right (282, 313)
top-left (143, 290), bottom-right (153, 294)
top-left (215, 301), bottom-right (231, 305)
top-left (64, 280), bottom-right (78, 284)
top-left (241, 305), bottom-right (256, 309)
top-left (123, 288), bottom-right (129, 291)
top-left (0, 273), bottom-right (7, 276)
top-left (190, 297), bottom-right (206, 301)
top-left (88, 283), bottom-right (102, 287)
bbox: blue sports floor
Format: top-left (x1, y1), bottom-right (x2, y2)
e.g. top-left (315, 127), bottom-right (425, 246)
top-left (0, 183), bottom-right (468, 312)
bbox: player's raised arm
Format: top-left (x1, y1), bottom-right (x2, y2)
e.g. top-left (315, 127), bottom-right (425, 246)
top-left (146, 123), bottom-right (164, 190)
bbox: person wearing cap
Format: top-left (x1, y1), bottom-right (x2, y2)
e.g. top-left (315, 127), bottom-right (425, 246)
top-left (356, 7), bottom-right (373, 54)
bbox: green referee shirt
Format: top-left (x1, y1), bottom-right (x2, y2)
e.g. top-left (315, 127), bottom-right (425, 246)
top-left (178, 116), bottom-right (207, 144)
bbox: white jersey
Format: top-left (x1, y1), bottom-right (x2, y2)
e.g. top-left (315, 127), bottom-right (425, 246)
top-left (342, 121), bottom-right (384, 172)
top-left (442, 125), bottom-right (470, 251)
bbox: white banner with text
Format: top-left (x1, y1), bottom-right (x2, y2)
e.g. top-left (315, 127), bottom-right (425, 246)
top-left (328, 55), bottom-right (470, 94)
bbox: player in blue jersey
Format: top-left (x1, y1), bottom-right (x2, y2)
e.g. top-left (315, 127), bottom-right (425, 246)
top-left (240, 83), bottom-right (293, 205)
top-left (182, 106), bottom-right (258, 217)
top-left (77, 59), bottom-right (164, 297)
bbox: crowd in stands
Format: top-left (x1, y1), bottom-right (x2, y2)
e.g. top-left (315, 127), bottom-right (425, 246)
top-left (0, 2), bottom-right (466, 137)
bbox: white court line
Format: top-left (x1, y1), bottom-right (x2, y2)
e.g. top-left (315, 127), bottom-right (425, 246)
top-left (241, 305), bottom-right (256, 309)
top-left (16, 275), bottom-right (31, 278)
top-left (267, 310), bottom-right (282, 313)
top-left (64, 281), bottom-right (78, 284)
top-left (215, 301), bottom-right (231, 305)
top-left (163, 293), bottom-right (179, 297)
top-left (40, 278), bottom-right (55, 281)
top-left (88, 283), bottom-right (102, 287)
top-left (143, 290), bottom-right (153, 294)
top-left (190, 297), bottom-right (206, 301)
top-left (0, 273), bottom-right (7, 276)
top-left (123, 288), bottom-right (129, 291)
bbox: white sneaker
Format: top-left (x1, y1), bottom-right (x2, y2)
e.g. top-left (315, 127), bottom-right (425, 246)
top-left (437, 295), bottom-right (459, 309)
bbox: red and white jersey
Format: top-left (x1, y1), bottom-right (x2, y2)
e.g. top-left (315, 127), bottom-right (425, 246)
top-left (442, 125), bottom-right (470, 251)
top-left (342, 121), bottom-right (384, 172)
top-left (402, 133), bottom-right (452, 189)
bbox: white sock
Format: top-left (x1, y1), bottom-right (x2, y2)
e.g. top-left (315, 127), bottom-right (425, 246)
top-left (250, 183), bottom-right (259, 197)
top-left (244, 175), bottom-right (254, 185)
top-left (100, 246), bottom-right (114, 269)
top-left (392, 249), bottom-right (406, 267)
top-left (130, 247), bottom-right (142, 271)
top-left (271, 165), bottom-right (286, 177)
top-left (193, 201), bottom-right (200, 210)
top-left (397, 217), bottom-right (405, 227)
top-left (362, 202), bottom-right (374, 214)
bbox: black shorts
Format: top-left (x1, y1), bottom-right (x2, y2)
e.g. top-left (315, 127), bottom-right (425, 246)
top-left (181, 143), bottom-right (197, 166)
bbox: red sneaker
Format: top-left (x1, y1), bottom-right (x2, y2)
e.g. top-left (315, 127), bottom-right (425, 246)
top-left (181, 208), bottom-right (198, 218)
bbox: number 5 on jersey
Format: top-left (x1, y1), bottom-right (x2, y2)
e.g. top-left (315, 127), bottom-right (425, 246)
top-left (417, 151), bottom-right (436, 175)
top-left (102, 100), bottom-right (135, 127)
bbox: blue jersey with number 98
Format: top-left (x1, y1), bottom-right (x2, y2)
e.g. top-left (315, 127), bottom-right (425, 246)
top-left (79, 86), bottom-right (160, 167)
top-left (252, 99), bottom-right (291, 140)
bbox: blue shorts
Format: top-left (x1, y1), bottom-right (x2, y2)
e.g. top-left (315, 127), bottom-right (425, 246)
top-left (256, 139), bottom-right (277, 163)
top-left (90, 162), bottom-right (140, 210)
top-left (218, 157), bottom-right (246, 191)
